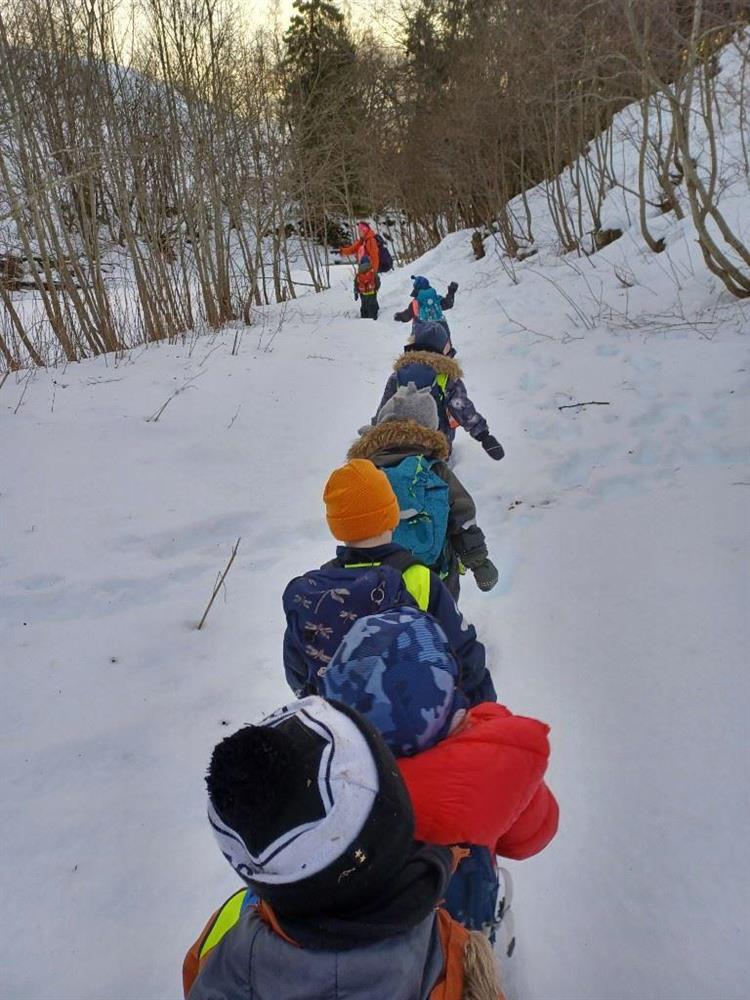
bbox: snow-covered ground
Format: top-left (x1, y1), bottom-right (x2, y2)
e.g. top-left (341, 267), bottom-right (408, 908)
top-left (2, 42), bottom-right (750, 1000)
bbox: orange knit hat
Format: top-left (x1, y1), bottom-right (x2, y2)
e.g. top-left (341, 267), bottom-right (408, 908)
top-left (324, 459), bottom-right (400, 543)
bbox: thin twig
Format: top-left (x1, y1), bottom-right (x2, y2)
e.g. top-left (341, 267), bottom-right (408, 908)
top-left (199, 341), bottom-right (224, 367)
top-left (558, 401), bottom-right (611, 410)
top-left (13, 369), bottom-right (34, 414)
top-left (197, 537), bottom-right (241, 630)
top-left (226, 404), bottom-right (242, 429)
top-left (146, 371), bottom-right (203, 423)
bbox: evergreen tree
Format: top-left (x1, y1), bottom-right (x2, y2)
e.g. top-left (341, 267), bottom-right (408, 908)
top-left (404, 0), bottom-right (493, 92)
top-left (282, 0), bottom-right (367, 220)
top-left (282, 0), bottom-right (356, 118)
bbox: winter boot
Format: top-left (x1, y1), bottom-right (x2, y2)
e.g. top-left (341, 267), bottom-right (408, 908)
top-left (494, 866), bottom-right (516, 958)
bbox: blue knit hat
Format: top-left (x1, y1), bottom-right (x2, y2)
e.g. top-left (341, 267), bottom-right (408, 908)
top-left (411, 320), bottom-right (449, 354)
top-left (320, 607), bottom-right (468, 757)
top-left (411, 275), bottom-right (430, 294)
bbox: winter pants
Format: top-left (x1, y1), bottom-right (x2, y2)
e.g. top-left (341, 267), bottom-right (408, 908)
top-left (360, 294), bottom-right (379, 320)
top-left (442, 559), bottom-right (461, 600)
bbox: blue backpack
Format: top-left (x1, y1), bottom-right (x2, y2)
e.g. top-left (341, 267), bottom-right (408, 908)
top-left (375, 234), bottom-right (394, 272)
top-left (416, 287), bottom-right (443, 322)
top-left (384, 456), bottom-right (450, 568)
top-left (282, 552), bottom-right (419, 693)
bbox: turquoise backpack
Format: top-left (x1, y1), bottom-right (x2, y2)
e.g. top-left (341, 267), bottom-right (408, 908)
top-left (416, 287), bottom-right (444, 322)
top-left (385, 455), bottom-right (450, 568)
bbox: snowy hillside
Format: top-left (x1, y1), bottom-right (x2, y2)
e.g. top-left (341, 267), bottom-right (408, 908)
top-left (2, 45), bottom-right (750, 1000)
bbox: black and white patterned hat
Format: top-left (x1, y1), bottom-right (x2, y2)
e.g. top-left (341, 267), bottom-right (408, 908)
top-left (206, 696), bottom-right (414, 918)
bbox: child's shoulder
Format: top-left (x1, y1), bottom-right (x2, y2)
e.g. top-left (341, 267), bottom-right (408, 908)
top-left (466, 702), bottom-right (512, 724)
top-left (463, 703), bottom-right (552, 750)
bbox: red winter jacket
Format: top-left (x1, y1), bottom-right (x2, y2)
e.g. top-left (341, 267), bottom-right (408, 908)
top-left (397, 703), bottom-right (559, 860)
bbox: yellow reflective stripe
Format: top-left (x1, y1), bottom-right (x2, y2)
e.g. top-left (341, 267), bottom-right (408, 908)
top-left (199, 889), bottom-right (248, 960)
top-left (344, 561), bottom-right (381, 568)
top-left (435, 373), bottom-right (449, 393)
top-left (402, 564), bottom-right (431, 611)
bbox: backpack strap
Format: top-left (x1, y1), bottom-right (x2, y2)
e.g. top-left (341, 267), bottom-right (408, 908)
top-left (381, 550), bottom-right (432, 612)
top-left (429, 909), bottom-right (470, 1000)
top-left (183, 889), bottom-right (251, 997)
top-left (380, 549), bottom-right (420, 573)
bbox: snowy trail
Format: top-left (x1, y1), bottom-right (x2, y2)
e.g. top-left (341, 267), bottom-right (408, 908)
top-left (2, 242), bottom-right (749, 998)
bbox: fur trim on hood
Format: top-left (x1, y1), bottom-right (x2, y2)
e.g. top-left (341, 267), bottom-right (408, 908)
top-left (393, 350), bottom-right (463, 380)
top-left (348, 420), bottom-right (450, 462)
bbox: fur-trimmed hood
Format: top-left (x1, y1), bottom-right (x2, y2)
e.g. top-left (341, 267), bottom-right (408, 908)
top-left (348, 420), bottom-right (450, 462)
top-left (393, 350), bottom-right (463, 380)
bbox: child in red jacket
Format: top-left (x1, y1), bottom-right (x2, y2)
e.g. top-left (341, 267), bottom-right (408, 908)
top-left (320, 605), bottom-right (559, 935)
top-left (353, 255), bottom-right (380, 320)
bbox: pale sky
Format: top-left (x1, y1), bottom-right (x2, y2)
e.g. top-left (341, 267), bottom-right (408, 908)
top-left (241, 0), bottom-right (404, 41)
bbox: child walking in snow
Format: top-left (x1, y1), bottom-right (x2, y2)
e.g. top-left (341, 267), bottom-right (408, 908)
top-left (374, 321), bottom-right (505, 458)
top-left (184, 696), bottom-right (503, 999)
top-left (395, 274), bottom-right (458, 345)
top-left (350, 382), bottom-right (498, 596)
top-left (320, 606), bottom-right (559, 940)
top-left (282, 458), bottom-right (495, 704)
top-left (354, 255), bottom-right (380, 320)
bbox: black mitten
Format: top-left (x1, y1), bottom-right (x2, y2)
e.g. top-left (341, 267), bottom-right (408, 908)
top-left (448, 281), bottom-right (459, 294)
top-left (479, 432), bottom-right (505, 461)
top-left (473, 559), bottom-right (499, 592)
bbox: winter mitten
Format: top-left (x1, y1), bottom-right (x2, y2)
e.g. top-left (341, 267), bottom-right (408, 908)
top-left (479, 432), bottom-right (505, 461)
top-left (354, 291), bottom-right (359, 301)
top-left (448, 281), bottom-right (459, 294)
top-left (473, 559), bottom-right (499, 592)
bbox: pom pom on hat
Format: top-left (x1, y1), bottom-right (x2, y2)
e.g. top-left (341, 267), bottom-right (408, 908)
top-left (206, 696), bottom-right (415, 918)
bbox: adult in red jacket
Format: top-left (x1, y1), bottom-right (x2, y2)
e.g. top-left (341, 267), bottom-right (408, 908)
top-left (339, 220), bottom-right (380, 273)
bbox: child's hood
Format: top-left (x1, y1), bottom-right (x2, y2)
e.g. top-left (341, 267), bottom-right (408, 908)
top-left (348, 420), bottom-right (450, 462)
top-left (393, 350), bottom-right (463, 380)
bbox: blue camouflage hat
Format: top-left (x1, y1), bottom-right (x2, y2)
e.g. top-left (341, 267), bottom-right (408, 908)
top-left (411, 275), bottom-right (430, 294)
top-left (320, 606), bottom-right (468, 757)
